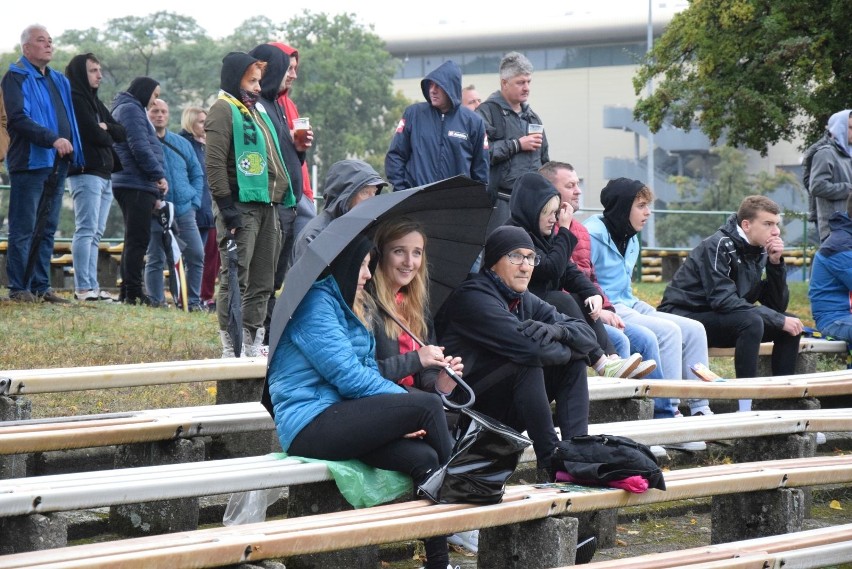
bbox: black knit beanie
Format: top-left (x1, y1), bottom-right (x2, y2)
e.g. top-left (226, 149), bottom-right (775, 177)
top-left (126, 77), bottom-right (160, 108)
top-left (482, 226), bottom-right (535, 271)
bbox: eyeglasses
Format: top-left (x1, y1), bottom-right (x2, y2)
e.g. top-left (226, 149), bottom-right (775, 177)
top-left (506, 252), bottom-right (541, 266)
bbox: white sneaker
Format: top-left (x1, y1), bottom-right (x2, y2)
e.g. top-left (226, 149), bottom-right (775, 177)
top-left (816, 432), bottom-right (827, 445)
top-left (598, 353), bottom-right (642, 378)
top-left (690, 406), bottom-right (714, 417)
top-left (74, 290), bottom-right (99, 301)
top-left (628, 359), bottom-right (657, 379)
top-left (447, 529), bottom-right (479, 553)
top-left (649, 445), bottom-right (667, 458)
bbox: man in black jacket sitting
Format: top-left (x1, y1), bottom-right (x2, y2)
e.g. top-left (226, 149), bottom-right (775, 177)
top-left (436, 226), bottom-right (597, 477)
top-left (658, 196), bottom-right (803, 411)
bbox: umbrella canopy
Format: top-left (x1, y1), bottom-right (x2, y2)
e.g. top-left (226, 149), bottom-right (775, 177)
top-left (226, 236), bottom-right (243, 357)
top-left (267, 175), bottom-right (492, 363)
top-left (156, 202), bottom-right (188, 311)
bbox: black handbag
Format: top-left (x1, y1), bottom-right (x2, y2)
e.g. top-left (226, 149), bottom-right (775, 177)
top-left (418, 408), bottom-right (531, 504)
top-left (550, 434), bottom-right (666, 491)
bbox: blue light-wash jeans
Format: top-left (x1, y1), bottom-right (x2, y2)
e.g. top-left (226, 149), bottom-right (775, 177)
top-left (145, 210), bottom-right (205, 307)
top-left (7, 163), bottom-right (69, 294)
top-left (69, 174), bottom-right (113, 292)
top-left (616, 300), bottom-right (710, 416)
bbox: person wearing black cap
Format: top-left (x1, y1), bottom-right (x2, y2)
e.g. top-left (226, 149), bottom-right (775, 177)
top-left (584, 178), bottom-right (714, 448)
top-left (267, 235), bottom-right (454, 569)
top-left (111, 76), bottom-right (166, 305)
top-left (435, 225), bottom-right (597, 478)
top-left (206, 52), bottom-right (294, 357)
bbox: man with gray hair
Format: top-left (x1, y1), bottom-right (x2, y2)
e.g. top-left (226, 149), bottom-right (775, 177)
top-left (477, 51), bottom-right (548, 227)
top-left (2, 25), bottom-right (83, 303)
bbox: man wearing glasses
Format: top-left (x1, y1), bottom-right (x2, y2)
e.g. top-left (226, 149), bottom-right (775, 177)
top-left (436, 225), bottom-right (597, 483)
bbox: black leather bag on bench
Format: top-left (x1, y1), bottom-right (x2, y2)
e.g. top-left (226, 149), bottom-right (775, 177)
top-left (551, 434), bottom-right (666, 491)
top-left (418, 408), bottom-right (531, 504)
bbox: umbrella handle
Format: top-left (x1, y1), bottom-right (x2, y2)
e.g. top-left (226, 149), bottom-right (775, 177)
top-left (439, 366), bottom-right (476, 410)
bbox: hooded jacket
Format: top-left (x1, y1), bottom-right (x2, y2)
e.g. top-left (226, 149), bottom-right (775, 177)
top-left (64, 54), bottom-right (125, 178)
top-left (810, 110), bottom-right (852, 241)
top-left (385, 60), bottom-right (488, 191)
top-left (658, 213), bottom-right (788, 329)
top-left (248, 44), bottom-right (303, 203)
top-left (290, 159), bottom-right (386, 265)
top-left (2, 56), bottom-right (83, 172)
top-left (809, 212), bottom-right (852, 331)
top-left (159, 130), bottom-right (203, 217)
top-left (435, 271), bottom-right (598, 382)
top-left (179, 129), bottom-right (214, 229)
top-left (583, 178), bottom-right (646, 308)
top-left (507, 172), bottom-right (598, 300)
top-left (205, 52), bottom-right (291, 211)
top-left (271, 42), bottom-right (314, 203)
top-left (111, 86), bottom-right (164, 194)
top-left (477, 89), bottom-right (548, 199)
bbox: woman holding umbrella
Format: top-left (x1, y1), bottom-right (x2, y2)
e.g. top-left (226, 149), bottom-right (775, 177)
top-left (369, 218), bottom-right (463, 395)
top-left (267, 235), bottom-right (455, 569)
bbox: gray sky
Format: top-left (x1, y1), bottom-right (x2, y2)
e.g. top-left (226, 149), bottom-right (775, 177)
top-left (1, 1), bottom-right (686, 52)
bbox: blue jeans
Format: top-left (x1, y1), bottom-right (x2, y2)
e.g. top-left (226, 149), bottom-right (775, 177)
top-left (69, 174), bottom-right (112, 292)
top-left (145, 210), bottom-right (205, 306)
top-left (820, 317), bottom-right (852, 343)
top-left (604, 324), bottom-right (630, 358)
top-left (7, 163), bottom-right (69, 294)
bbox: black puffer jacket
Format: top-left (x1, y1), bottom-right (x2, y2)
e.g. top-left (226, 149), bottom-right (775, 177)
top-left (658, 213), bottom-right (788, 328)
top-left (507, 172), bottom-right (598, 300)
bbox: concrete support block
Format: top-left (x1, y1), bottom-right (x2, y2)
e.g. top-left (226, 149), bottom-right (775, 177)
top-left (479, 514), bottom-right (578, 568)
top-left (0, 513), bottom-right (68, 554)
top-left (756, 351), bottom-right (819, 376)
top-left (97, 249), bottom-right (119, 289)
top-left (109, 438), bottom-right (205, 536)
top-left (752, 397), bottom-right (820, 412)
top-left (212, 378), bottom-right (280, 458)
top-left (31, 446), bottom-right (115, 476)
top-left (711, 488), bottom-right (804, 544)
top-left (0, 395), bottom-right (32, 479)
top-left (588, 398), bottom-right (653, 424)
top-left (286, 481), bottom-right (378, 569)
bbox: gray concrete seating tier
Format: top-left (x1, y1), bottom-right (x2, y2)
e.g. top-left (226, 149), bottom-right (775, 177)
top-left (2, 408), bottom-right (849, 516)
top-left (1, 454), bottom-right (851, 569)
top-left (576, 523), bottom-right (852, 569)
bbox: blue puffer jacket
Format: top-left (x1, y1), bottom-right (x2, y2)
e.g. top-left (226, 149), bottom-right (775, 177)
top-left (810, 212), bottom-right (852, 331)
top-left (584, 214), bottom-right (640, 308)
top-left (385, 60), bottom-right (488, 190)
top-left (160, 131), bottom-right (203, 217)
top-left (111, 91), bottom-right (164, 194)
top-left (267, 276), bottom-right (405, 451)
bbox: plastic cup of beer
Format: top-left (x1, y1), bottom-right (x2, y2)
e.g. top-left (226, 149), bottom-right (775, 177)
top-left (293, 117), bottom-right (311, 145)
top-left (527, 123), bottom-right (544, 135)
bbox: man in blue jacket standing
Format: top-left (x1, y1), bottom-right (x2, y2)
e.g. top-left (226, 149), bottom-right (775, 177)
top-left (385, 60), bottom-right (488, 191)
top-left (2, 25), bottom-right (83, 303)
top-left (146, 99), bottom-right (205, 310)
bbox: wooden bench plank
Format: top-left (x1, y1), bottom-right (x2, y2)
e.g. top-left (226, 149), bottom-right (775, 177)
top-left (3, 455), bottom-right (852, 569)
top-left (708, 339), bottom-right (847, 358)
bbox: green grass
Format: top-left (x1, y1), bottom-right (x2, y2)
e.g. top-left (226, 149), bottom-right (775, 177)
top-left (0, 282), bottom-right (835, 418)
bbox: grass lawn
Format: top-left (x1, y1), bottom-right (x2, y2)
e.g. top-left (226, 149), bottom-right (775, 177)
top-left (0, 281), bottom-right (832, 418)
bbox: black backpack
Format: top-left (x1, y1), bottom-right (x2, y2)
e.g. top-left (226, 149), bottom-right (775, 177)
top-left (550, 434), bottom-right (666, 491)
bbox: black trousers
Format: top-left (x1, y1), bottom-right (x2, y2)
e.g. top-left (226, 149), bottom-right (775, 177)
top-left (114, 188), bottom-right (158, 301)
top-left (288, 391), bottom-right (453, 569)
top-left (544, 290), bottom-right (615, 361)
top-left (684, 310), bottom-right (801, 378)
top-left (470, 359), bottom-right (589, 465)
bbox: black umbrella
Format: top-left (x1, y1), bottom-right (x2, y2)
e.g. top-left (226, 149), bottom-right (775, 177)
top-left (23, 158), bottom-right (63, 287)
top-left (226, 235), bottom-right (243, 357)
top-left (155, 202), bottom-right (188, 311)
top-left (262, 176), bottom-right (493, 415)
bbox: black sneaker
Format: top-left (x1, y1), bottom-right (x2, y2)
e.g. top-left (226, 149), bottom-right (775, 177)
top-left (38, 290), bottom-right (71, 304)
top-left (9, 290), bottom-right (37, 303)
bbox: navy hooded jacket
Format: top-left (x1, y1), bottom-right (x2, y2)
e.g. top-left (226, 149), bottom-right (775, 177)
top-left (385, 60), bottom-right (488, 191)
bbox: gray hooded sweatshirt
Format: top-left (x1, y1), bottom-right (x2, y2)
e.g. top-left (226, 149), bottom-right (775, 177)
top-left (811, 109), bottom-right (852, 241)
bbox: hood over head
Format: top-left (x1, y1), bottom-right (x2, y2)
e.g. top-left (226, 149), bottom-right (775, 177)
top-left (248, 44), bottom-right (290, 100)
top-left (323, 235), bottom-right (373, 310)
top-left (219, 52), bottom-right (260, 97)
top-left (65, 53), bottom-right (97, 97)
top-left (126, 77), bottom-right (159, 109)
top-left (420, 60), bottom-right (462, 110)
top-left (828, 109), bottom-right (852, 157)
top-left (322, 160), bottom-right (387, 218)
top-left (269, 42), bottom-right (298, 96)
top-left (600, 177), bottom-right (647, 254)
top-left (508, 172), bottom-right (560, 240)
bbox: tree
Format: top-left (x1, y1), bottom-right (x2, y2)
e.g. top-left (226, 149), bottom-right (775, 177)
top-left (278, 11), bottom-right (410, 185)
top-left (634, 0), bottom-right (851, 152)
top-left (655, 146), bottom-right (798, 247)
